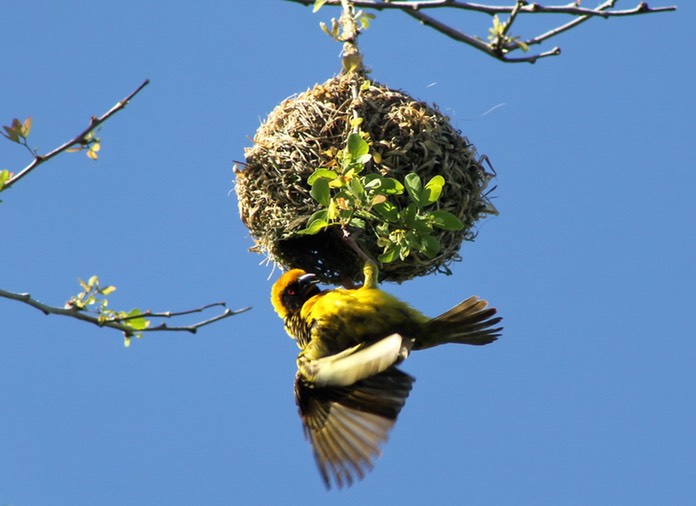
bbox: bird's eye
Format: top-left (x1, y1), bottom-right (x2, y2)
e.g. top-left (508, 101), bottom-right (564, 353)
top-left (286, 288), bottom-right (296, 296)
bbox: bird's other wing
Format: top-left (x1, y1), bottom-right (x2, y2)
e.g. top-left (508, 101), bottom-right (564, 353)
top-left (294, 366), bottom-right (415, 489)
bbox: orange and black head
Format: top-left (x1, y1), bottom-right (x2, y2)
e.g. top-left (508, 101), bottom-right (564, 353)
top-left (270, 269), bottom-right (321, 320)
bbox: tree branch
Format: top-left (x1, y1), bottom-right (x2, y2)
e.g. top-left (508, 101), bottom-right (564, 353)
top-left (288, 0), bottom-right (676, 63)
top-left (2, 79), bottom-right (150, 191)
top-left (289, 0), bottom-right (676, 16)
top-left (0, 288), bottom-right (251, 337)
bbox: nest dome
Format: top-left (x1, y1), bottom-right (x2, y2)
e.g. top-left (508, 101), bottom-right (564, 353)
top-left (236, 73), bottom-right (496, 284)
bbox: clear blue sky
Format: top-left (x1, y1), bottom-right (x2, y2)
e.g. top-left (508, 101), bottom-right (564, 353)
top-left (2, 1), bottom-right (694, 505)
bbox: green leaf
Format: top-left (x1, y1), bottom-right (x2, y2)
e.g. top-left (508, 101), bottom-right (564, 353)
top-left (310, 178), bottom-right (331, 207)
top-left (489, 15), bottom-right (504, 41)
top-left (3, 124), bottom-right (19, 143)
top-left (516, 38), bottom-right (529, 52)
top-left (319, 21), bottom-right (331, 37)
top-left (0, 169), bottom-right (10, 189)
top-left (373, 201), bottom-right (398, 222)
top-left (378, 245), bottom-right (399, 264)
top-left (380, 177), bottom-right (404, 195)
top-left (405, 229), bottom-right (420, 247)
top-left (404, 173), bottom-right (423, 207)
top-left (327, 198), bottom-right (342, 220)
top-left (423, 175), bottom-right (445, 205)
top-left (125, 308), bottom-right (150, 331)
top-left (363, 174), bottom-right (382, 189)
top-left (421, 234), bottom-right (441, 258)
top-left (348, 175), bottom-right (364, 201)
top-left (400, 203), bottom-right (418, 228)
top-left (298, 210), bottom-right (330, 235)
top-left (355, 153), bottom-right (372, 165)
top-left (347, 133), bottom-right (369, 161)
top-left (358, 13), bottom-right (375, 30)
top-left (307, 168), bottom-right (337, 185)
top-left (21, 117), bottom-right (32, 138)
top-left (430, 210), bottom-right (465, 231)
top-left (312, 0), bottom-right (328, 13)
top-left (349, 217), bottom-right (366, 230)
top-left (101, 285), bottom-right (117, 296)
top-left (411, 214), bottom-right (433, 234)
top-left (363, 174), bottom-right (402, 195)
top-left (305, 209), bottom-right (329, 225)
top-left (299, 218), bottom-right (330, 235)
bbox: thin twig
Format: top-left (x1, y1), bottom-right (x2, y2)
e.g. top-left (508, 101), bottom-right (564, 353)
top-left (143, 307), bottom-right (250, 334)
top-left (0, 288), bottom-right (250, 336)
top-left (521, 0), bottom-right (619, 48)
top-left (117, 302), bottom-right (230, 322)
top-left (3, 79), bottom-right (150, 191)
top-left (500, 0), bottom-right (523, 38)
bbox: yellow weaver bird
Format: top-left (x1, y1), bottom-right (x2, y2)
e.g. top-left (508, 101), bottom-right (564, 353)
top-left (271, 261), bottom-right (502, 489)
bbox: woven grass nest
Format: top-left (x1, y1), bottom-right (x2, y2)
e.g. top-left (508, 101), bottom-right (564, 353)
top-left (236, 72), bottom-right (497, 284)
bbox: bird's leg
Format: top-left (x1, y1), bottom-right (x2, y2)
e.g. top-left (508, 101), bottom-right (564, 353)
top-left (340, 227), bottom-right (379, 289)
top-left (361, 259), bottom-right (378, 290)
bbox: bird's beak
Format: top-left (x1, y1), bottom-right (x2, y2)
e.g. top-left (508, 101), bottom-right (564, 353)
top-left (298, 272), bottom-right (319, 285)
top-left (298, 272), bottom-right (320, 295)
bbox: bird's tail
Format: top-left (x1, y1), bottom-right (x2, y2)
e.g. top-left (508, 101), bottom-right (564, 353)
top-left (417, 296), bottom-right (502, 350)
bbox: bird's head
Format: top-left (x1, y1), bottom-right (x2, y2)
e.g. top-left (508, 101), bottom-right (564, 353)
top-left (271, 269), bottom-right (321, 320)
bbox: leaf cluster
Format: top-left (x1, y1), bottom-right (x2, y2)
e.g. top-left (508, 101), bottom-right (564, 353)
top-left (1, 116), bottom-right (102, 199)
top-left (0, 117), bottom-right (34, 199)
top-left (2, 117), bottom-right (33, 144)
top-left (66, 130), bottom-right (101, 160)
top-left (315, 0), bottom-right (374, 72)
top-left (487, 14), bottom-right (528, 53)
top-left (67, 275), bottom-right (150, 346)
top-left (299, 124), bottom-right (464, 264)
top-left (314, 0), bottom-right (375, 30)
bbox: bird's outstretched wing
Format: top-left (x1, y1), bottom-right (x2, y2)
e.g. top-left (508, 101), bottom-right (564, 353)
top-left (294, 366), bottom-right (415, 489)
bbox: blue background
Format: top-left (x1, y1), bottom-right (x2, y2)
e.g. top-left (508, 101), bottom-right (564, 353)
top-left (2, 1), bottom-right (694, 504)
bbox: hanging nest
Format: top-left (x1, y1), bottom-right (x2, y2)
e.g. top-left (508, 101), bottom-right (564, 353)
top-left (236, 73), bottom-right (497, 285)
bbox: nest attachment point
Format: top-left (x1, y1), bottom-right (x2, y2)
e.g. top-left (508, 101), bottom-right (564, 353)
top-left (236, 73), bottom-right (497, 285)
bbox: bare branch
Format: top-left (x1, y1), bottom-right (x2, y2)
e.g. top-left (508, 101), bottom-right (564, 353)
top-left (0, 287), bottom-right (250, 337)
top-left (118, 302), bottom-right (230, 321)
top-left (287, 0), bottom-right (676, 63)
top-left (521, 0), bottom-right (624, 48)
top-left (142, 306), bottom-right (251, 334)
top-left (2, 79), bottom-right (150, 191)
